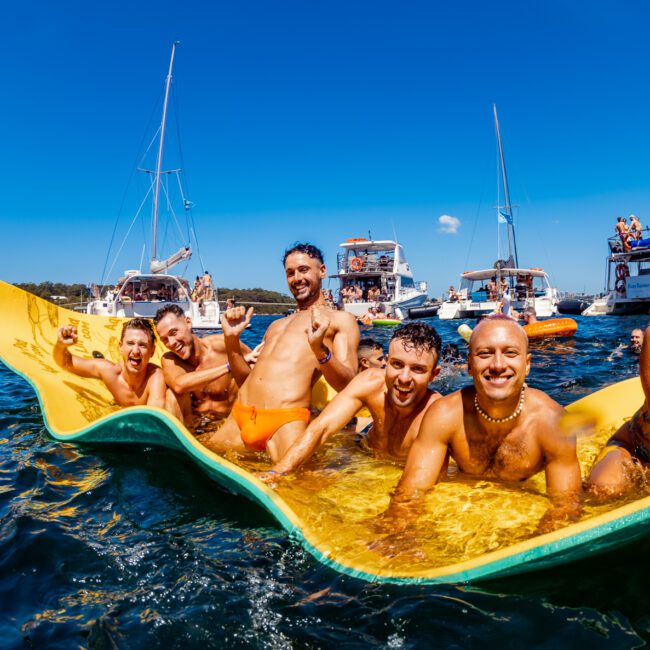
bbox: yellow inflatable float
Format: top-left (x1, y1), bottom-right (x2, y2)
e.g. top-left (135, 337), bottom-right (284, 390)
top-left (1, 280), bottom-right (649, 585)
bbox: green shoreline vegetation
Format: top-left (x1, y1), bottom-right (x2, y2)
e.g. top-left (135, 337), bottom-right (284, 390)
top-left (14, 283), bottom-right (295, 316)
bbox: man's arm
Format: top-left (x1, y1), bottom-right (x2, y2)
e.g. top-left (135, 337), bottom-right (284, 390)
top-left (53, 325), bottom-right (105, 379)
top-left (264, 372), bottom-right (373, 477)
top-left (538, 410), bottom-right (582, 533)
top-left (222, 306), bottom-right (256, 386)
top-left (309, 308), bottom-right (359, 392)
top-left (146, 366), bottom-right (167, 409)
top-left (639, 325), bottom-right (650, 399)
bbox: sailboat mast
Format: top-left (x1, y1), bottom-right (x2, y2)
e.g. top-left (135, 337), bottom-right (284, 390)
top-left (152, 41), bottom-right (179, 262)
top-left (493, 104), bottom-right (519, 268)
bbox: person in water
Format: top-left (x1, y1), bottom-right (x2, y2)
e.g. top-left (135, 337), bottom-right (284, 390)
top-left (256, 322), bottom-right (442, 479)
top-left (53, 318), bottom-right (166, 408)
top-left (521, 306), bottom-right (537, 325)
top-left (587, 324), bottom-right (650, 498)
top-left (201, 243), bottom-right (359, 458)
top-left (357, 338), bottom-right (386, 371)
top-left (384, 315), bottom-right (581, 535)
top-left (153, 304), bottom-right (256, 426)
top-left (630, 328), bottom-right (644, 354)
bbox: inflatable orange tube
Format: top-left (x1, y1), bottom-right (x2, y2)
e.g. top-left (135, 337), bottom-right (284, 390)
top-left (523, 318), bottom-right (578, 340)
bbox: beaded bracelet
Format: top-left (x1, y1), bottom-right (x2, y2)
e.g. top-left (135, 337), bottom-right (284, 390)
top-left (318, 346), bottom-right (332, 364)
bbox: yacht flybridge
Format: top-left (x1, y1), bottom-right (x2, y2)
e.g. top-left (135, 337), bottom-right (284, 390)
top-left (87, 42), bottom-right (220, 329)
top-left (332, 238), bottom-right (428, 317)
top-left (438, 105), bottom-right (559, 320)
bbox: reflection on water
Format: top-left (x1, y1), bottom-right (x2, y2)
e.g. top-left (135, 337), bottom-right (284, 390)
top-left (1, 315), bottom-right (650, 646)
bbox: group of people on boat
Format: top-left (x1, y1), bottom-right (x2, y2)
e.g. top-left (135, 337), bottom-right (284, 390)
top-left (53, 242), bottom-right (650, 546)
top-left (615, 214), bottom-right (644, 250)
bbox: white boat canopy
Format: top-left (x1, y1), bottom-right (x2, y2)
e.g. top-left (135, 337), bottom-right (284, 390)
top-left (340, 239), bottom-right (397, 252)
top-left (460, 268), bottom-right (549, 281)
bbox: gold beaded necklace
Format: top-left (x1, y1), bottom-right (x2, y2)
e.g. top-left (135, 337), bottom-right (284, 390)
top-left (474, 384), bottom-right (526, 424)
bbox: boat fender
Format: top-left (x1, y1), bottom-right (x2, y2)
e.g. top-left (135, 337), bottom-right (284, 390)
top-left (458, 324), bottom-right (472, 343)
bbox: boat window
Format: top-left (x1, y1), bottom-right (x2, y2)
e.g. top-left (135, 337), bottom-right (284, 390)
top-left (401, 277), bottom-right (415, 289)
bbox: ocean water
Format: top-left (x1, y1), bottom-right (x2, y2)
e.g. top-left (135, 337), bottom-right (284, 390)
top-left (1, 314), bottom-right (649, 648)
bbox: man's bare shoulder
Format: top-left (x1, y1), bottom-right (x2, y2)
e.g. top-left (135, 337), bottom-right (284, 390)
top-left (527, 387), bottom-right (565, 418)
top-left (352, 368), bottom-right (386, 394)
top-left (202, 333), bottom-right (227, 352)
top-left (161, 351), bottom-right (186, 369)
top-left (420, 389), bottom-right (466, 431)
top-left (329, 309), bottom-right (358, 331)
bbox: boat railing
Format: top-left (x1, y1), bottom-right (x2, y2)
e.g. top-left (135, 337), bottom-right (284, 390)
top-left (609, 226), bottom-right (650, 255)
top-left (337, 253), bottom-right (394, 274)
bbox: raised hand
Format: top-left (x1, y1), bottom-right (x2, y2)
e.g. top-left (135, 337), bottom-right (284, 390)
top-left (57, 325), bottom-right (78, 346)
top-left (221, 306), bottom-right (254, 338)
top-left (307, 306), bottom-right (330, 357)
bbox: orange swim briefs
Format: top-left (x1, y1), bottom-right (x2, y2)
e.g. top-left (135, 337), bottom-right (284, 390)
top-left (231, 402), bottom-right (311, 451)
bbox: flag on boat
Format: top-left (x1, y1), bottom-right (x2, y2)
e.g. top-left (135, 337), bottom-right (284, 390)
top-left (498, 210), bottom-right (513, 225)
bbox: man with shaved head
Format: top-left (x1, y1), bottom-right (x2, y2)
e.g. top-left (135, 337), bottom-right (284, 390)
top-left (386, 314), bottom-right (582, 534)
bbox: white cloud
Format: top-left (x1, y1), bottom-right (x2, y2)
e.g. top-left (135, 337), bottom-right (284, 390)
top-left (438, 214), bottom-right (461, 234)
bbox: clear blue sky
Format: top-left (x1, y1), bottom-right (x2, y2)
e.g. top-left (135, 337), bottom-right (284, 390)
top-left (2, 1), bottom-right (649, 297)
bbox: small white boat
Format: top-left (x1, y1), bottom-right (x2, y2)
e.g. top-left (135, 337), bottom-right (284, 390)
top-left (331, 238), bottom-right (428, 318)
top-left (86, 42), bottom-right (220, 329)
top-left (439, 105), bottom-right (559, 320)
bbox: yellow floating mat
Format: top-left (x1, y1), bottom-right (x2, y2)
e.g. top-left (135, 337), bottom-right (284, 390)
top-left (1, 279), bottom-right (649, 585)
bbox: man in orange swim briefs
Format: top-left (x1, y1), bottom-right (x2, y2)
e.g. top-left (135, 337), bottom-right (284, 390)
top-left (201, 243), bottom-right (359, 459)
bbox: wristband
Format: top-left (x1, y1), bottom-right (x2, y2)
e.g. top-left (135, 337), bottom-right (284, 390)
top-left (226, 361), bottom-right (230, 372)
top-left (318, 346), bottom-right (332, 365)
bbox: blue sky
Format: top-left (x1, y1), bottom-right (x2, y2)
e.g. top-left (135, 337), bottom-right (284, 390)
top-left (2, 1), bottom-right (650, 297)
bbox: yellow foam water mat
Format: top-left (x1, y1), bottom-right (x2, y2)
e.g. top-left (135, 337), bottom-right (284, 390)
top-left (1, 280), bottom-right (649, 584)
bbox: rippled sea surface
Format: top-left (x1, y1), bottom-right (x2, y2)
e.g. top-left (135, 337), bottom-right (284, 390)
top-left (2, 315), bottom-right (650, 648)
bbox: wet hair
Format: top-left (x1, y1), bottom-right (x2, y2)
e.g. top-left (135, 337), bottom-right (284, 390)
top-left (282, 243), bottom-right (324, 265)
top-left (522, 307), bottom-right (537, 317)
top-left (391, 322), bottom-right (442, 357)
top-left (358, 338), bottom-right (383, 355)
top-left (120, 317), bottom-right (156, 345)
top-left (153, 303), bottom-right (186, 325)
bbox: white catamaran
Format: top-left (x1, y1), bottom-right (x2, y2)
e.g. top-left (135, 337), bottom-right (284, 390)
top-left (87, 42), bottom-right (220, 329)
top-left (438, 105), bottom-right (559, 320)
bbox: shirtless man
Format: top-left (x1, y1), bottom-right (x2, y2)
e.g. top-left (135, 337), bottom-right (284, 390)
top-left (630, 214), bottom-right (643, 240)
top-left (153, 304), bottom-right (254, 425)
top-left (53, 318), bottom-right (166, 408)
top-left (587, 324), bottom-right (650, 498)
top-left (201, 243), bottom-right (359, 459)
top-left (616, 216), bottom-right (631, 249)
top-left (521, 306), bottom-right (537, 325)
top-left (258, 322), bottom-right (441, 477)
top-left (386, 315), bottom-right (581, 534)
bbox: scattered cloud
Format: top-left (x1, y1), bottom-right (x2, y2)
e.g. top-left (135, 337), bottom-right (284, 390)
top-left (438, 214), bottom-right (461, 234)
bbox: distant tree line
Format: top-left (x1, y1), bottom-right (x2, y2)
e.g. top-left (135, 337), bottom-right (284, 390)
top-left (13, 282), bottom-right (295, 315)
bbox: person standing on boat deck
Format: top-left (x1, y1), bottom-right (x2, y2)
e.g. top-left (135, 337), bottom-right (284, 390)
top-left (153, 304), bottom-right (257, 426)
top-left (53, 319), bottom-right (166, 408)
top-left (201, 243), bottom-right (359, 460)
top-left (256, 323), bottom-right (441, 480)
top-left (616, 216), bottom-right (631, 249)
top-left (588, 324), bottom-right (650, 498)
top-left (203, 271), bottom-right (214, 300)
top-left (382, 315), bottom-right (581, 536)
top-left (630, 214), bottom-right (643, 240)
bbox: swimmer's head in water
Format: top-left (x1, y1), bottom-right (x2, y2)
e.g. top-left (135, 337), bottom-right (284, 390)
top-left (631, 328), bottom-right (644, 353)
top-left (358, 338), bottom-right (385, 370)
top-left (119, 318), bottom-right (156, 373)
top-left (283, 244), bottom-right (326, 306)
top-left (468, 315), bottom-right (530, 404)
top-left (385, 323), bottom-right (441, 408)
top-left (154, 304), bottom-right (195, 360)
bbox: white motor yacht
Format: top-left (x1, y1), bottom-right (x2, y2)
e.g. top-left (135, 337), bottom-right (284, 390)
top-left (332, 238), bottom-right (428, 318)
top-left (582, 228), bottom-right (650, 315)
